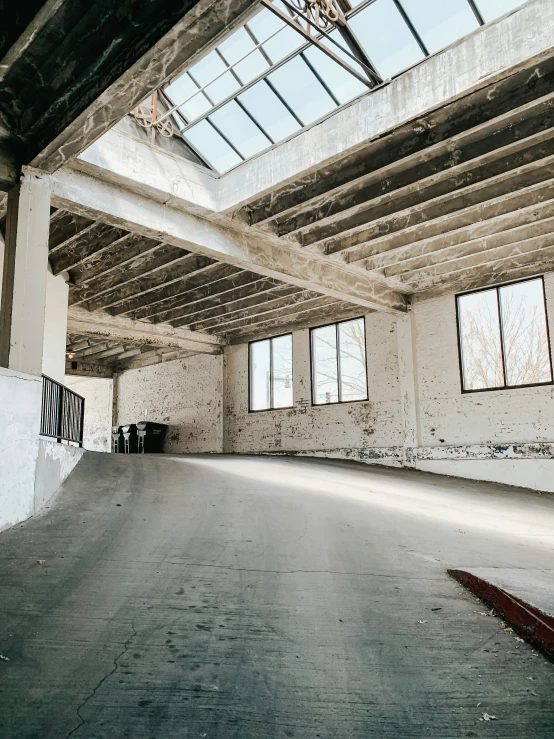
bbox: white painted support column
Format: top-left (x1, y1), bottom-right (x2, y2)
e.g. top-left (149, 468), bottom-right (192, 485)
top-left (397, 309), bottom-right (420, 467)
top-left (42, 267), bottom-right (69, 383)
top-left (0, 172), bottom-right (51, 376)
top-left (0, 231), bottom-right (4, 305)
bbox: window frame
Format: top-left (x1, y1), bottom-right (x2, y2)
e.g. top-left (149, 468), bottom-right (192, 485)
top-left (455, 275), bottom-right (554, 394)
top-left (309, 316), bottom-right (369, 406)
top-left (248, 332), bottom-right (294, 412)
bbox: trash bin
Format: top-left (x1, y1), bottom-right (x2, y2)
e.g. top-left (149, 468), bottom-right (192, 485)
top-left (137, 422), bottom-right (168, 454)
top-left (121, 424), bottom-right (138, 454)
top-left (111, 426), bottom-right (123, 454)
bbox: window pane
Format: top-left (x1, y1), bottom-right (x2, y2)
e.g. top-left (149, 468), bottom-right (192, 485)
top-left (204, 71), bottom-right (241, 105)
top-left (247, 8), bottom-right (285, 43)
top-left (475, 0), bottom-right (526, 22)
top-left (165, 73), bottom-right (198, 106)
top-left (250, 340), bottom-right (271, 410)
top-left (400, 0), bottom-right (479, 55)
top-left (349, 0), bottom-right (424, 80)
top-left (184, 120), bottom-right (242, 173)
top-left (210, 100), bottom-right (271, 158)
top-left (272, 335), bottom-right (293, 408)
top-left (458, 289), bottom-right (504, 390)
top-left (239, 81), bottom-right (301, 142)
top-left (499, 279), bottom-right (552, 387)
top-left (180, 92), bottom-right (212, 122)
top-left (263, 26), bottom-right (305, 64)
top-left (303, 46), bottom-right (366, 105)
top-left (234, 49), bottom-right (270, 84)
top-left (190, 50), bottom-right (227, 87)
top-left (218, 26), bottom-right (256, 65)
top-left (338, 318), bottom-right (367, 401)
top-left (312, 325), bottom-right (339, 404)
top-left (268, 57), bottom-right (336, 127)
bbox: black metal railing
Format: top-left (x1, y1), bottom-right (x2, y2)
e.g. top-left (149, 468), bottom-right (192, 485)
top-left (40, 375), bottom-right (85, 447)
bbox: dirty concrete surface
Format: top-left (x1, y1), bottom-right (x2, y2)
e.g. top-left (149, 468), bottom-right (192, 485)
top-left (0, 453), bottom-right (553, 738)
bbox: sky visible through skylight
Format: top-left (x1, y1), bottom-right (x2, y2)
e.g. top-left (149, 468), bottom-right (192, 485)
top-left (160, 0), bottom-right (528, 173)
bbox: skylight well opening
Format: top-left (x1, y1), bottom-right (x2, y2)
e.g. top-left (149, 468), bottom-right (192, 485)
top-left (134, 0), bottom-right (529, 174)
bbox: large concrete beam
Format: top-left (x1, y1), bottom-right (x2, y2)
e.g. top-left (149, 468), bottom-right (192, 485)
top-left (363, 197), bottom-right (554, 272)
top-left (67, 305), bottom-right (224, 355)
top-left (51, 168), bottom-right (407, 313)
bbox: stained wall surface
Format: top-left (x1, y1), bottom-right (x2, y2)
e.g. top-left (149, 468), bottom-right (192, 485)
top-left (115, 355), bottom-right (223, 453)
top-left (98, 273), bottom-right (554, 492)
top-left (409, 272), bottom-right (554, 491)
top-left (65, 376), bottom-right (113, 453)
top-left (223, 314), bottom-right (403, 464)
top-left (412, 273), bottom-right (554, 446)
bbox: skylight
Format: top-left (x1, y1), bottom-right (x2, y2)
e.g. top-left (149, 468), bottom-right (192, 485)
top-left (155, 0), bottom-right (529, 173)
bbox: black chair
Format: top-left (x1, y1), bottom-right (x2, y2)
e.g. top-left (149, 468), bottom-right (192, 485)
top-left (121, 424), bottom-right (138, 454)
top-left (111, 426), bottom-right (123, 454)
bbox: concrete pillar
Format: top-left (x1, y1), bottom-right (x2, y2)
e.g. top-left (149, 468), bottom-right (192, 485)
top-left (42, 267), bottom-right (69, 383)
top-left (0, 172), bottom-right (51, 376)
top-left (0, 231), bottom-right (4, 305)
top-left (397, 308), bottom-right (421, 467)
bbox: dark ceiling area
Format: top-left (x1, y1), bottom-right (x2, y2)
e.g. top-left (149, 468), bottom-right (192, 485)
top-left (0, 0), bottom-right (204, 171)
top-left (0, 0), bottom-right (258, 186)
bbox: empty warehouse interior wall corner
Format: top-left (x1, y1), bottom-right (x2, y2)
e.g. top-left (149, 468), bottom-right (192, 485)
top-left (79, 276), bottom-right (554, 493)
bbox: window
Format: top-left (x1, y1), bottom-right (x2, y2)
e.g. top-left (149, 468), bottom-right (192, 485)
top-left (156, 0), bottom-right (530, 172)
top-left (456, 277), bottom-right (553, 392)
top-left (249, 334), bottom-right (293, 411)
top-left (311, 317), bottom-right (368, 404)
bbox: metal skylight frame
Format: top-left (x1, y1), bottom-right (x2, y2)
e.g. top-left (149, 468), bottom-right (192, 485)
top-left (135, 0), bottom-right (528, 173)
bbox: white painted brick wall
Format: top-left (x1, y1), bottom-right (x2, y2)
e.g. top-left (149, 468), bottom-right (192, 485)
top-left (223, 313), bottom-right (403, 461)
top-left (65, 376), bottom-right (113, 453)
top-left (97, 273), bottom-right (554, 491)
top-left (116, 355), bottom-right (223, 453)
top-left (413, 273), bottom-right (554, 446)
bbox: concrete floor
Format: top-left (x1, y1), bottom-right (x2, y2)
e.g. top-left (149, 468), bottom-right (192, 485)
top-left (1, 454), bottom-right (554, 738)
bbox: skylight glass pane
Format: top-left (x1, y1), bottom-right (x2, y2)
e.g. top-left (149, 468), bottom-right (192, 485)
top-left (263, 26), bottom-right (305, 64)
top-left (400, 0), bottom-right (480, 54)
top-left (338, 318), bottom-right (367, 401)
top-left (239, 81), bottom-right (301, 142)
top-left (234, 49), bottom-right (270, 85)
top-left (268, 57), bottom-right (336, 126)
top-left (218, 26), bottom-right (256, 65)
top-left (458, 289), bottom-right (504, 390)
top-left (349, 0), bottom-right (424, 80)
top-left (179, 92), bottom-right (212, 123)
top-left (474, 0), bottom-right (526, 22)
top-left (210, 100), bottom-right (271, 158)
top-left (247, 8), bottom-right (285, 43)
top-left (273, 334), bottom-right (293, 408)
top-left (204, 70), bottom-right (241, 105)
top-left (499, 279), bottom-right (552, 387)
top-left (184, 120), bottom-right (242, 173)
top-left (164, 73), bottom-right (198, 106)
top-left (190, 50), bottom-right (228, 87)
top-left (250, 339), bottom-right (271, 410)
top-left (320, 28), bottom-right (367, 79)
top-left (303, 46), bottom-right (366, 105)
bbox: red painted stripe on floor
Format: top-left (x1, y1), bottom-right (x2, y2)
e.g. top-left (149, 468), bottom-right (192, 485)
top-left (448, 569), bottom-right (554, 662)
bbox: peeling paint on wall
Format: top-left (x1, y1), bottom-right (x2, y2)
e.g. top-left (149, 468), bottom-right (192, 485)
top-left (223, 314), bottom-right (404, 462)
top-left (116, 355), bottom-right (223, 453)
top-left (65, 376), bottom-right (113, 452)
